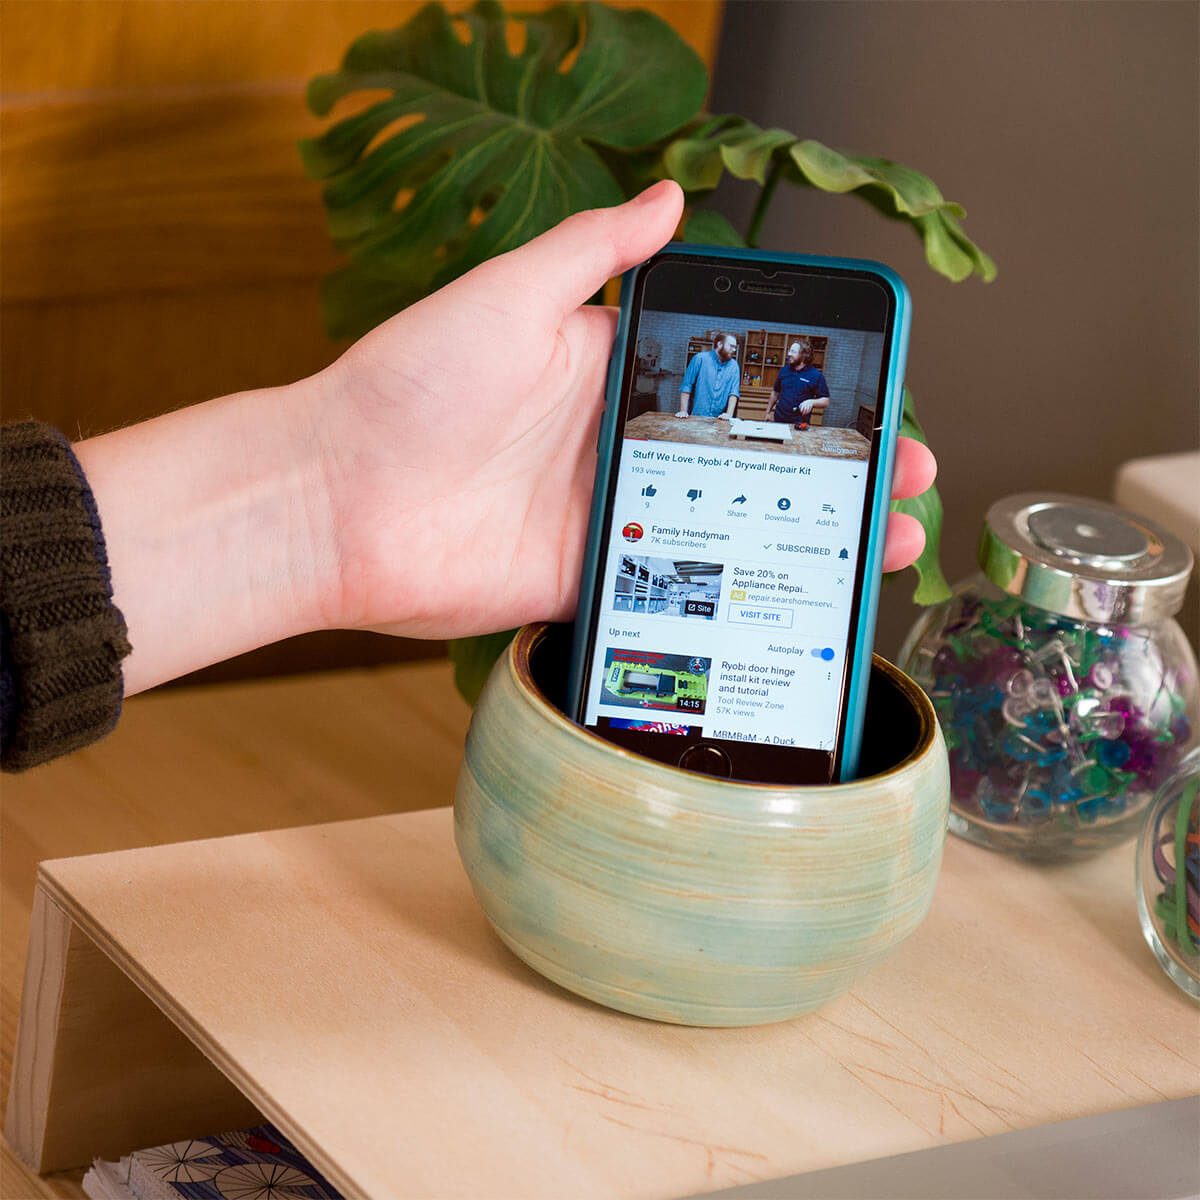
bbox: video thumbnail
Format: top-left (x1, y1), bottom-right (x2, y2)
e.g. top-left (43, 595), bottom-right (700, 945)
top-left (625, 314), bottom-right (884, 463)
top-left (600, 649), bottom-right (711, 714)
top-left (612, 555), bottom-right (723, 619)
top-left (600, 717), bottom-right (696, 736)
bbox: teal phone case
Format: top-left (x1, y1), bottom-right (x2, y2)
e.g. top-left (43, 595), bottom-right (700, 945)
top-left (568, 243), bottom-right (911, 782)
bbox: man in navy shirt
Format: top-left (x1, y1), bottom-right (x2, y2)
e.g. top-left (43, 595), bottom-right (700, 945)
top-left (767, 338), bottom-right (831, 424)
top-left (677, 333), bottom-right (740, 419)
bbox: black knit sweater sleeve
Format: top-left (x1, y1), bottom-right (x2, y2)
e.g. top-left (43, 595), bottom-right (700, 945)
top-left (1, 421), bottom-right (132, 771)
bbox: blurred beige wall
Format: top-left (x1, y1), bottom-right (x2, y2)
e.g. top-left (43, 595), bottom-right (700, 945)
top-left (709, 0), bottom-right (1199, 653)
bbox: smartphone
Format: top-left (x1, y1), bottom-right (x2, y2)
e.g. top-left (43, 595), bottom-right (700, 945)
top-left (566, 245), bottom-right (911, 784)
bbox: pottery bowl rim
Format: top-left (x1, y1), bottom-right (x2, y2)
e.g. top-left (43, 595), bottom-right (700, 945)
top-left (503, 622), bottom-right (938, 793)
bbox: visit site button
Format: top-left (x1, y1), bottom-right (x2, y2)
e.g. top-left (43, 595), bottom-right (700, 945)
top-left (728, 605), bottom-right (793, 628)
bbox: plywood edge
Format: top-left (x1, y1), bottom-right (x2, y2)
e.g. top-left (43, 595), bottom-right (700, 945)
top-left (33, 810), bottom-right (435, 878)
top-left (32, 866), bottom-right (368, 1199)
top-left (5, 881), bottom-right (262, 1179)
top-left (4, 888), bottom-right (72, 1167)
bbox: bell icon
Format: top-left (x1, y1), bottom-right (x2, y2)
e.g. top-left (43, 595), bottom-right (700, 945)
top-left (838, 548), bottom-right (849, 560)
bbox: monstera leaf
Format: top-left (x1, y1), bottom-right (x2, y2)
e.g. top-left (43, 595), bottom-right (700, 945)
top-left (301, 0), bottom-right (707, 338)
top-left (664, 118), bottom-right (996, 282)
top-left (448, 628), bottom-right (519, 706)
top-left (682, 207), bottom-right (747, 247)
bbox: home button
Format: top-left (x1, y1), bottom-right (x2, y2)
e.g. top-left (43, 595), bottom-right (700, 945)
top-left (677, 743), bottom-right (733, 778)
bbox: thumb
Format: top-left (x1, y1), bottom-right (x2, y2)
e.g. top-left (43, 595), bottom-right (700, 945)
top-left (472, 180), bottom-right (684, 315)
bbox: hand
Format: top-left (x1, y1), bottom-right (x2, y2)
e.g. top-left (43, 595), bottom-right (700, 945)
top-left (675, 411), bottom-right (689, 419)
top-left (313, 181), bottom-right (686, 638)
top-left (313, 181), bottom-right (937, 638)
top-left (75, 181), bottom-right (937, 694)
top-left (799, 399), bottom-right (814, 417)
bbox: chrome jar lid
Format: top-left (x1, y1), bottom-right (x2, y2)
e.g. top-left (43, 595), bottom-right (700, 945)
top-left (978, 493), bottom-right (1194, 624)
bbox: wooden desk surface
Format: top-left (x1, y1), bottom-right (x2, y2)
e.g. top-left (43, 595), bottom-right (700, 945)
top-left (624, 413), bottom-right (871, 461)
top-left (3, 661), bottom-right (1197, 1199)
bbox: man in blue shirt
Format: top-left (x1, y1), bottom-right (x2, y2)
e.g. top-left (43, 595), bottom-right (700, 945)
top-left (677, 333), bottom-right (740, 419)
top-left (768, 338), bottom-right (831, 424)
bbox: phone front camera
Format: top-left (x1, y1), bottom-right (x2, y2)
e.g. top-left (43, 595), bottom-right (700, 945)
top-left (714, 276), bottom-right (732, 293)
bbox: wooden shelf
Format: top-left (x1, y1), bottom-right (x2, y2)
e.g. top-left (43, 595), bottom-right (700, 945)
top-left (6, 796), bottom-right (1198, 1200)
top-left (739, 329), bottom-right (827, 413)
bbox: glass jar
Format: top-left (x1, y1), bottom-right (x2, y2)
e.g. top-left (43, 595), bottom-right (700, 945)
top-left (1136, 747), bottom-right (1200, 999)
top-left (900, 494), bottom-right (1197, 860)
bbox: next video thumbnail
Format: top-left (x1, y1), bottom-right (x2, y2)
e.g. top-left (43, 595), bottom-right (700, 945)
top-left (599, 717), bottom-right (697, 737)
top-left (600, 649), bottom-right (711, 715)
top-left (613, 555), bottom-right (723, 620)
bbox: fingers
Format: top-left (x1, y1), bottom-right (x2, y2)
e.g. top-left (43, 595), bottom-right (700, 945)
top-left (885, 438), bottom-right (935, 571)
top-left (892, 436), bottom-right (937, 499)
top-left (882, 511), bottom-right (926, 573)
top-left (475, 180), bottom-right (684, 316)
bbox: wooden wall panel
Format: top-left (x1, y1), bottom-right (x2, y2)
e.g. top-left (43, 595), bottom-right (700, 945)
top-left (2, 283), bottom-right (336, 435)
top-left (0, 0), bottom-right (723, 682)
top-left (1, 90), bottom-right (340, 304)
top-left (1, 1), bottom-right (722, 93)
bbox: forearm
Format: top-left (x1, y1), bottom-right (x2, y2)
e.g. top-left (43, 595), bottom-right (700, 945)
top-left (73, 378), bottom-right (339, 695)
top-left (678, 392), bottom-right (690, 413)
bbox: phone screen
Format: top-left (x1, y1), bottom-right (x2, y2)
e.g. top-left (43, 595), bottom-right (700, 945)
top-left (575, 253), bottom-right (899, 782)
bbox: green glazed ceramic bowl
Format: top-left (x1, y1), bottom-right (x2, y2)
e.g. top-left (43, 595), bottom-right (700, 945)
top-left (454, 624), bottom-right (949, 1026)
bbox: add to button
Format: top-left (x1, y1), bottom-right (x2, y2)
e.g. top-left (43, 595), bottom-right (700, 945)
top-left (728, 604), bottom-right (794, 628)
